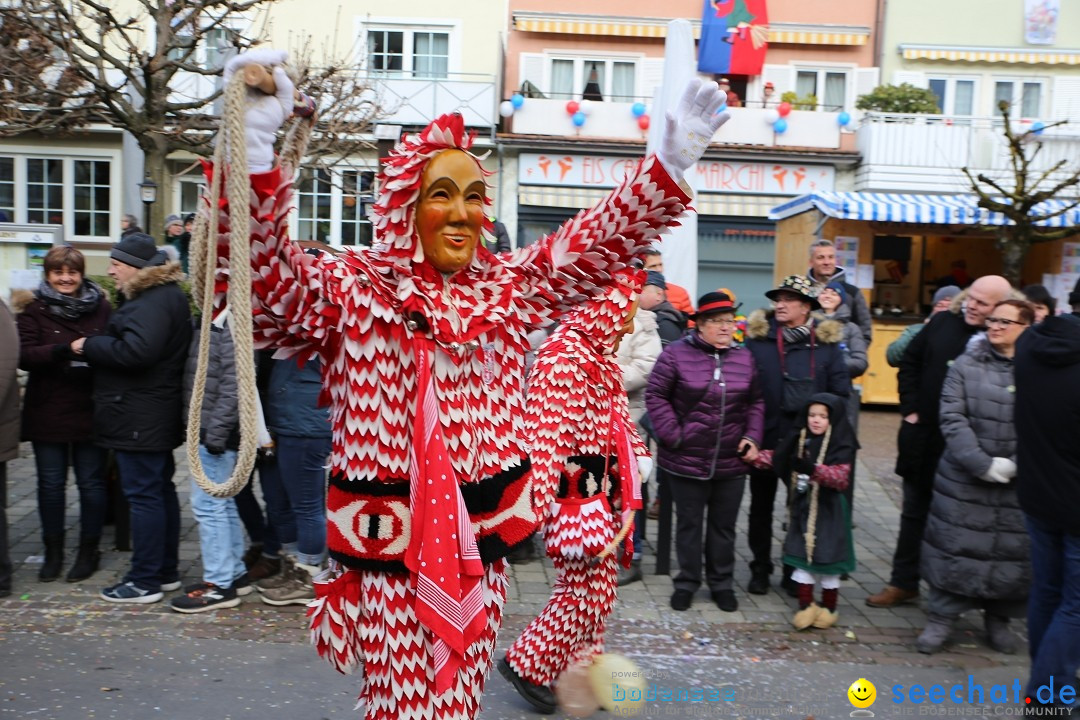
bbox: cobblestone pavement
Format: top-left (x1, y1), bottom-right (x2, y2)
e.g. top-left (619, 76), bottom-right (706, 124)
top-left (0, 409), bottom-right (1033, 719)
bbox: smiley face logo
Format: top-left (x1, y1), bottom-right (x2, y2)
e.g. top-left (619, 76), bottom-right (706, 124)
top-left (848, 678), bottom-right (877, 709)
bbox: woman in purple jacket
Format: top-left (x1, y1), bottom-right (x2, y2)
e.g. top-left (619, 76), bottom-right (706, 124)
top-left (646, 291), bottom-right (765, 613)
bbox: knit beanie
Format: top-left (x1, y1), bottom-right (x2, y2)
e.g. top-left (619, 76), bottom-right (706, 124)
top-left (933, 285), bottom-right (961, 306)
top-left (110, 232), bottom-right (166, 268)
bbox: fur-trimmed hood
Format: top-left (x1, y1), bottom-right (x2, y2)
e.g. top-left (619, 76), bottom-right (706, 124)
top-left (9, 288), bottom-right (33, 314)
top-left (120, 262), bottom-right (185, 300)
top-left (745, 308), bottom-right (843, 344)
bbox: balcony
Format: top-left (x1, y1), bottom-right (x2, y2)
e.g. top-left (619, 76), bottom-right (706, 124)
top-left (855, 112), bottom-right (1080, 193)
top-left (363, 72), bottom-right (497, 130)
top-left (505, 98), bottom-right (844, 150)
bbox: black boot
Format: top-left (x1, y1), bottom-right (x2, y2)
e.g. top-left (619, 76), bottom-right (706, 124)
top-left (748, 567), bottom-right (770, 595)
top-left (65, 537), bottom-right (101, 583)
top-left (39, 533), bottom-right (65, 582)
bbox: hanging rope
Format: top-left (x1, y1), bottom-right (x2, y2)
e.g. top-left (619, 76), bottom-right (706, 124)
top-left (186, 67), bottom-right (313, 498)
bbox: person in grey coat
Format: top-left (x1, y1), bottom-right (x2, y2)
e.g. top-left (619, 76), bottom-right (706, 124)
top-left (916, 299), bottom-right (1035, 655)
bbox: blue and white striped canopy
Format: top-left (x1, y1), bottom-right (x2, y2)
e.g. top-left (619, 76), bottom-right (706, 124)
top-left (769, 192), bottom-right (1080, 228)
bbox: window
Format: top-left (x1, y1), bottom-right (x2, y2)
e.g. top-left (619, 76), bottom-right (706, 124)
top-left (0, 157), bottom-right (13, 221)
top-left (73, 160), bottom-right (110, 237)
top-left (994, 79), bottom-right (1043, 118)
top-left (367, 28), bottom-right (449, 79)
top-left (27, 158), bottom-right (63, 225)
top-left (546, 57), bottom-right (638, 101)
top-left (297, 168), bottom-right (333, 243)
top-left (795, 69), bottom-right (848, 110)
top-left (928, 77), bottom-right (975, 116)
top-left (340, 170), bottom-right (374, 247)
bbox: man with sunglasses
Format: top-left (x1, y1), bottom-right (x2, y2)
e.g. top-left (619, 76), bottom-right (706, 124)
top-left (868, 274), bottom-right (1012, 608)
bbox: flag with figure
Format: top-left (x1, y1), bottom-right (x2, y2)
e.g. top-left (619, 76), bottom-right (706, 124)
top-left (697, 0), bottom-right (769, 76)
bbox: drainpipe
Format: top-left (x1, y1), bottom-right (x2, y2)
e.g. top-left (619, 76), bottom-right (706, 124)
top-left (873, 0), bottom-right (888, 72)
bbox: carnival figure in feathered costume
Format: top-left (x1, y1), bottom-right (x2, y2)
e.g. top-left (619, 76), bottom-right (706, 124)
top-left (202, 48), bottom-right (727, 720)
top-left (499, 269), bottom-right (651, 714)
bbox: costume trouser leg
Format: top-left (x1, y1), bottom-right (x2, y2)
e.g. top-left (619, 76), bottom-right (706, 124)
top-left (889, 424), bottom-right (944, 591)
top-left (345, 564), bottom-right (507, 720)
top-left (505, 553), bottom-right (618, 687)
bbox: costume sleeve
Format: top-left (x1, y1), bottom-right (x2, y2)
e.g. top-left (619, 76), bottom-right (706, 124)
top-left (939, 360), bottom-right (993, 479)
top-left (524, 353), bottom-right (595, 515)
top-left (811, 462), bottom-right (851, 491)
top-left (201, 162), bottom-right (344, 360)
top-left (509, 156), bottom-right (692, 330)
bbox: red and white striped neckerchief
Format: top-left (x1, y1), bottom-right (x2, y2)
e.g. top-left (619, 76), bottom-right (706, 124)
top-left (404, 333), bottom-right (486, 693)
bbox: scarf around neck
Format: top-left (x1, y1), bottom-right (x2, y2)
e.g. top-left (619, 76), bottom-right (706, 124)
top-left (36, 279), bottom-right (104, 321)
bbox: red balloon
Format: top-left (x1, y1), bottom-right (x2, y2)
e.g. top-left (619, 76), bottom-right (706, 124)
top-left (566, 101), bottom-right (580, 115)
top-left (777, 102), bottom-right (792, 117)
top-left (637, 114), bottom-right (650, 130)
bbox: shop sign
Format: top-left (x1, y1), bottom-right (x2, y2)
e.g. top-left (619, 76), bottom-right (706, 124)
top-left (518, 153), bottom-right (835, 195)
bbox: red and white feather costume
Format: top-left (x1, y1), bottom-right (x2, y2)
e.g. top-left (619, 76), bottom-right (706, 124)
top-left (505, 272), bottom-right (648, 688)
top-left (205, 113), bottom-right (690, 720)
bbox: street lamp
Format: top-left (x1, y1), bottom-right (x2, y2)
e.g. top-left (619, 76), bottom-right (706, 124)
top-left (138, 174), bottom-right (158, 233)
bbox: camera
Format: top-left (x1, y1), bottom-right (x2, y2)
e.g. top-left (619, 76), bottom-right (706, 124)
top-left (795, 473), bottom-right (810, 493)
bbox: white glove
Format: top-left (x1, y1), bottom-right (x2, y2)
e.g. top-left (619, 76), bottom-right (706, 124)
top-left (657, 78), bottom-right (730, 183)
top-left (636, 455), bottom-right (654, 482)
top-left (223, 49), bottom-right (294, 173)
top-left (981, 457), bottom-right (1017, 484)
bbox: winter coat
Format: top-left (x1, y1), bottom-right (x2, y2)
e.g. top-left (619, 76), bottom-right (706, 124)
top-left (1014, 312), bottom-right (1080, 535)
top-left (182, 320), bottom-right (239, 452)
top-left (921, 336), bottom-right (1030, 600)
top-left (646, 331), bottom-right (764, 480)
top-left (0, 300), bottom-right (19, 463)
top-left (816, 303), bottom-right (868, 378)
top-left (807, 266), bottom-right (872, 344)
top-left (82, 263), bottom-right (192, 452)
top-left (615, 307), bottom-right (660, 423)
top-left (744, 310), bottom-right (850, 449)
top-left (264, 355), bottom-right (332, 439)
top-left (14, 288), bottom-right (111, 443)
top-left (898, 295), bottom-right (980, 427)
top-left (650, 301), bottom-right (688, 346)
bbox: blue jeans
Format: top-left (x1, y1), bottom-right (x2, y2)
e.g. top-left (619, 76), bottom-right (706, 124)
top-left (189, 447), bottom-right (246, 588)
top-left (1024, 514), bottom-right (1080, 707)
top-left (259, 435), bottom-right (329, 566)
top-left (33, 441), bottom-right (106, 540)
top-left (114, 451), bottom-right (180, 592)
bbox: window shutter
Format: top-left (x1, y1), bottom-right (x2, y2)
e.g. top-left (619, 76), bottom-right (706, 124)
top-left (1051, 77), bottom-right (1080, 122)
top-left (854, 67), bottom-right (880, 107)
top-left (519, 53), bottom-right (546, 96)
top-left (892, 70), bottom-right (927, 88)
top-left (641, 58), bottom-right (665, 102)
top-left (760, 64), bottom-right (794, 97)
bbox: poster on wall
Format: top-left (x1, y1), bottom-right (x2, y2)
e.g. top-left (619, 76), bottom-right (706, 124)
top-left (1061, 241), bottom-right (1080, 274)
top-left (698, 0), bottom-right (769, 76)
top-left (833, 236), bottom-right (860, 277)
top-left (1025, 0), bottom-right (1059, 45)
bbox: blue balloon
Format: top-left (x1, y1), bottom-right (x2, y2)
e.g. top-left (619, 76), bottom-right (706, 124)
top-left (773, 118), bottom-right (788, 134)
top-left (1032, 121), bottom-right (1046, 135)
top-left (572, 110), bottom-right (587, 127)
top-left (837, 111), bottom-right (852, 127)
top-left (631, 102), bottom-right (647, 117)
top-left (511, 93), bottom-right (524, 109)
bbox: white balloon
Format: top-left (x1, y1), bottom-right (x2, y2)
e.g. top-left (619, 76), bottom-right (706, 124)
top-left (579, 99), bottom-right (593, 116)
top-left (764, 108), bottom-right (780, 124)
top-left (498, 100), bottom-right (515, 118)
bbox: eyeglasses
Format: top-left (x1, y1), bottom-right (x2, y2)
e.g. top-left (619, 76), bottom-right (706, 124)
top-left (700, 317), bottom-right (736, 327)
top-left (985, 317), bottom-right (1028, 328)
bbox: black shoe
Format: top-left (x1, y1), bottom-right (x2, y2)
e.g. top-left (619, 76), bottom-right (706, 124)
top-left (65, 538), bottom-right (101, 583)
top-left (712, 589), bottom-right (738, 612)
top-left (747, 570), bottom-right (769, 595)
top-left (781, 575), bottom-right (799, 598)
top-left (670, 589), bottom-right (694, 611)
top-left (39, 534), bottom-right (65, 582)
top-left (169, 582), bottom-right (241, 614)
top-left (497, 657), bottom-right (557, 714)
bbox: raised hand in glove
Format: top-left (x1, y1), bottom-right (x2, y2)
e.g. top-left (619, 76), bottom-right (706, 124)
top-left (657, 78), bottom-right (730, 183)
top-left (791, 455), bottom-right (816, 476)
top-left (223, 48), bottom-right (295, 173)
top-left (980, 457), bottom-right (1017, 484)
top-left (636, 455), bottom-right (654, 482)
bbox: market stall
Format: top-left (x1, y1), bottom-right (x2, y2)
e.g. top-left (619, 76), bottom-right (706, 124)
top-left (769, 192), bottom-right (1080, 404)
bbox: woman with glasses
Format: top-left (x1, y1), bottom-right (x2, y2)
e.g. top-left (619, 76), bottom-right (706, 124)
top-left (645, 292), bottom-right (765, 613)
top-left (916, 298), bottom-right (1035, 655)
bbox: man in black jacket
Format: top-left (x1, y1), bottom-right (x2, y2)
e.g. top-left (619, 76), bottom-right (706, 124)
top-left (74, 233), bottom-right (192, 605)
top-left (867, 274), bottom-right (1011, 608)
top-left (1014, 284), bottom-right (1080, 708)
top-left (639, 271), bottom-right (687, 346)
top-left (744, 275), bottom-right (850, 595)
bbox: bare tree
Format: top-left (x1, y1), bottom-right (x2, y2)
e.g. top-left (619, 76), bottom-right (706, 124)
top-left (963, 101), bottom-right (1080, 286)
top-left (0, 0), bottom-right (382, 233)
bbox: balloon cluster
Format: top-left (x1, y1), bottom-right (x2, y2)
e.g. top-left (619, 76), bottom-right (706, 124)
top-left (763, 102), bottom-right (792, 134)
top-left (499, 92), bottom-right (525, 118)
top-left (631, 102), bottom-right (650, 131)
top-left (565, 100), bottom-right (590, 128)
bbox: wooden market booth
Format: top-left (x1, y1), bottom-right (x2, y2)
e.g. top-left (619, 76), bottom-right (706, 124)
top-left (768, 192), bottom-right (1078, 405)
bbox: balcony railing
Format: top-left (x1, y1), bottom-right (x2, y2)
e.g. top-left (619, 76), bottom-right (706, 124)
top-left (362, 71), bottom-right (497, 129)
top-left (505, 97), bottom-right (843, 149)
top-left (855, 112), bottom-right (1080, 193)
